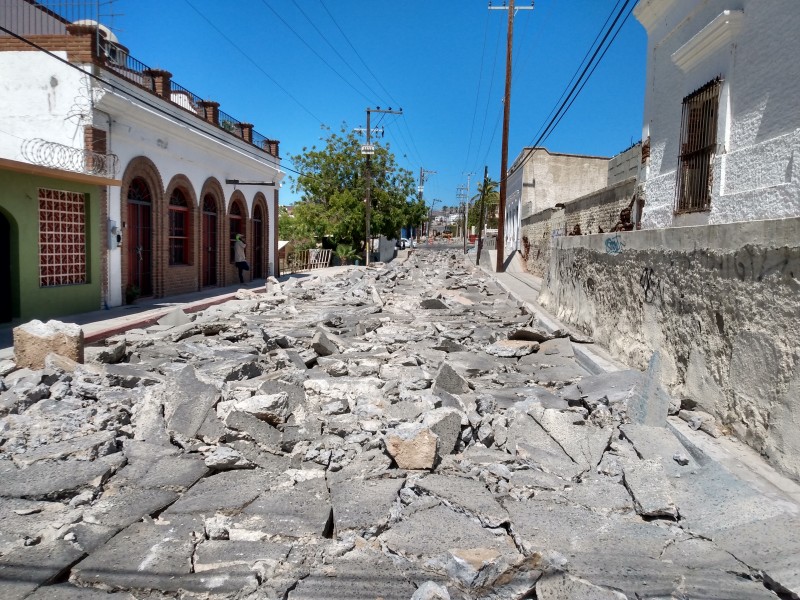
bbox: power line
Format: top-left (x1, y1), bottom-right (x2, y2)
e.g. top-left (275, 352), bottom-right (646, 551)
top-left (472, 18), bottom-right (504, 176)
top-left (182, 0), bottom-right (324, 125)
top-left (258, 0), bottom-right (376, 105)
top-left (500, 0), bottom-right (635, 186)
top-left (318, 0), bottom-right (402, 109)
top-left (463, 8), bottom-right (491, 172)
top-left (289, 0), bottom-right (388, 106)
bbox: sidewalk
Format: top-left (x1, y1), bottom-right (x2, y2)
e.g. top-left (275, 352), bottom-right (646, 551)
top-left (0, 266), bottom-right (353, 359)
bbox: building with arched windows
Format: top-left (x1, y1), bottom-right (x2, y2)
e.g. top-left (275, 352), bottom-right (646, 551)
top-left (0, 1), bottom-right (282, 322)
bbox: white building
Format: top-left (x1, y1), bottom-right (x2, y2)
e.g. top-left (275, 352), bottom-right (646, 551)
top-left (635, 0), bottom-right (800, 228)
top-left (0, 3), bottom-right (282, 315)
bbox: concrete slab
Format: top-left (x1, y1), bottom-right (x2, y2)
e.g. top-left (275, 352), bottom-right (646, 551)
top-left (163, 469), bottom-right (270, 515)
top-left (414, 474), bottom-right (509, 527)
top-left (330, 476), bottom-right (405, 536)
top-left (0, 454), bottom-right (124, 501)
top-left (240, 476), bottom-right (331, 538)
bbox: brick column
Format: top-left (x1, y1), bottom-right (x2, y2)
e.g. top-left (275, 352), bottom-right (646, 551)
top-left (143, 69), bottom-right (172, 100)
top-left (267, 140), bottom-right (280, 157)
top-left (198, 101), bottom-right (220, 126)
top-left (238, 123), bottom-right (253, 143)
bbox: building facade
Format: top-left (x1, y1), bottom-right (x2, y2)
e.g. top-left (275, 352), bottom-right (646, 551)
top-left (0, 2), bottom-right (282, 321)
top-left (505, 148), bottom-right (609, 254)
top-left (635, 0), bottom-right (800, 228)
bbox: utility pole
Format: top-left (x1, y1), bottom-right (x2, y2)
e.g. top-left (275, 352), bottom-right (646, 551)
top-left (490, 0), bottom-right (533, 273)
top-left (462, 171), bottom-right (475, 254)
top-left (456, 185), bottom-right (468, 253)
top-left (418, 167), bottom-right (437, 241)
top-left (476, 165), bottom-right (489, 266)
top-left (361, 106), bottom-right (402, 266)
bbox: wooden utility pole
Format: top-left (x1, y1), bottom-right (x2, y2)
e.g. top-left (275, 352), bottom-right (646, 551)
top-left (490, 0), bottom-right (533, 273)
top-left (362, 106), bottom-right (402, 265)
top-left (476, 165), bottom-right (489, 266)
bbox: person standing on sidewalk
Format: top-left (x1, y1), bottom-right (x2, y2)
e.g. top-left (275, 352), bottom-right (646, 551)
top-left (233, 234), bottom-right (249, 284)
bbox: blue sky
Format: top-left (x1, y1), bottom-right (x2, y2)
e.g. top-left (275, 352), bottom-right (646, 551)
top-left (107, 0), bottom-right (647, 207)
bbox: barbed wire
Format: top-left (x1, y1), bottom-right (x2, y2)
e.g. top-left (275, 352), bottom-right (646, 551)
top-left (21, 137), bottom-right (119, 178)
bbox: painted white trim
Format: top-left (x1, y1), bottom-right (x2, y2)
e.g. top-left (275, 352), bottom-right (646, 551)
top-left (634, 0), bottom-right (680, 32)
top-left (672, 10), bottom-right (744, 73)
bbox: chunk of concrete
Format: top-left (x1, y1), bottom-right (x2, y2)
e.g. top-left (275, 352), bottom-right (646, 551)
top-left (234, 392), bottom-right (290, 425)
top-left (193, 539), bottom-right (290, 572)
top-left (536, 573), bottom-right (627, 600)
top-left (414, 474), bottom-right (509, 527)
top-left (241, 476), bottom-right (331, 538)
top-left (433, 362), bottom-right (470, 395)
top-left (626, 352), bottom-right (671, 427)
top-left (421, 407), bottom-right (463, 456)
top-left (0, 455), bottom-right (124, 501)
top-left (13, 320), bottom-right (84, 369)
top-left (385, 423), bottom-right (439, 470)
top-left (161, 365), bottom-right (220, 440)
top-left (157, 308), bottom-right (191, 327)
top-left (621, 458), bottom-right (678, 518)
top-left (0, 541), bottom-right (86, 600)
top-left (164, 469), bottom-right (270, 515)
top-left (330, 477), bottom-right (405, 536)
top-left (311, 327), bottom-right (340, 356)
top-left (485, 339), bottom-right (539, 357)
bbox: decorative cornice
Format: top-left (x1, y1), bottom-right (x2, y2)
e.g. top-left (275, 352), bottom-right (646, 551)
top-left (633, 0), bottom-right (680, 32)
top-left (672, 10), bottom-right (744, 72)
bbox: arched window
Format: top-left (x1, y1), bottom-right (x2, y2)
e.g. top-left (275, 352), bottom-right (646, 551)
top-left (169, 189), bottom-right (190, 265)
top-left (229, 200), bottom-right (243, 263)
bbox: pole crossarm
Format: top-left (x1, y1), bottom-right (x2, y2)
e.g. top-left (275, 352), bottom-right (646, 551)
top-left (362, 107), bottom-right (403, 266)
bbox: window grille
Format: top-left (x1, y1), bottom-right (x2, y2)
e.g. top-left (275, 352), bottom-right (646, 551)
top-left (38, 188), bottom-right (87, 287)
top-left (675, 77), bottom-right (722, 213)
top-left (169, 189), bottom-right (190, 265)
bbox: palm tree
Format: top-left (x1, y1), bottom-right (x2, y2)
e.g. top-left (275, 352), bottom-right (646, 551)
top-left (469, 176), bottom-right (498, 230)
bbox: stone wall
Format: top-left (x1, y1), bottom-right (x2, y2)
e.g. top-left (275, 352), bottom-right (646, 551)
top-left (520, 177), bottom-right (636, 276)
top-left (539, 217), bottom-right (800, 480)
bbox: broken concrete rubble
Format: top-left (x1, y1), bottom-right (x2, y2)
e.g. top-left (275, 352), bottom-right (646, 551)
top-left (0, 249), bottom-right (796, 600)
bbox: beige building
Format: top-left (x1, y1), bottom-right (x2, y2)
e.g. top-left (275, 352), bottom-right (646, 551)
top-left (505, 148), bottom-right (608, 253)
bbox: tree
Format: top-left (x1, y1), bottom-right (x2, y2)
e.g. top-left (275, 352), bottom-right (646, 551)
top-left (468, 176), bottom-right (499, 230)
top-left (289, 128), bottom-right (418, 250)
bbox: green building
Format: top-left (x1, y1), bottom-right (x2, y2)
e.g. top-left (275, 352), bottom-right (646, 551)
top-left (0, 158), bottom-right (119, 324)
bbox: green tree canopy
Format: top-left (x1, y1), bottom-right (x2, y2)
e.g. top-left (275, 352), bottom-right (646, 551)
top-left (288, 128), bottom-right (421, 250)
top-left (468, 175), bottom-right (499, 230)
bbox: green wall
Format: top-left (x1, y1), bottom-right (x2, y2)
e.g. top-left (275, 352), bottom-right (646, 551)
top-left (0, 169), bottom-right (102, 322)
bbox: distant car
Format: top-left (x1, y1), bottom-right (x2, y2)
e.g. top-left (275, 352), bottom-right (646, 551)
top-left (396, 238), bottom-right (409, 249)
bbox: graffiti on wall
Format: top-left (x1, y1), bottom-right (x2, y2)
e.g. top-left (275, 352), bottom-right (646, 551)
top-left (639, 267), bottom-right (663, 304)
top-left (604, 233), bottom-right (625, 255)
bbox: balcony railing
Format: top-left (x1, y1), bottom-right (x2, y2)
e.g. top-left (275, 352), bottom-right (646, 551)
top-left (96, 39), bottom-right (277, 157)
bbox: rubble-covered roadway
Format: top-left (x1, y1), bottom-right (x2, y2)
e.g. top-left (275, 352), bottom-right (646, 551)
top-left (1, 250), bottom-right (799, 600)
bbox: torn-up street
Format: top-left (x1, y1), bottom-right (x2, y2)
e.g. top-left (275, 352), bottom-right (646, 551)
top-left (1, 250), bottom-right (799, 600)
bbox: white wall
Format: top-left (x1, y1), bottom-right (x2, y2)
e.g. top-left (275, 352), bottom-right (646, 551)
top-left (0, 51), bottom-right (283, 307)
top-left (0, 52), bottom-right (92, 158)
top-left (636, 0), bottom-right (800, 228)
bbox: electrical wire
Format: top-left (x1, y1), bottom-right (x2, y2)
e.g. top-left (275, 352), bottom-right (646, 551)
top-left (498, 0), bottom-right (635, 185)
top-left (472, 18), bottom-right (504, 175)
top-left (182, 0), bottom-right (324, 125)
top-left (290, 0), bottom-right (388, 106)
top-left (463, 8), bottom-right (491, 172)
top-left (257, 0), bottom-right (377, 105)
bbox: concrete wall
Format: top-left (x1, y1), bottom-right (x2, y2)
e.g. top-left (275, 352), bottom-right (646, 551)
top-left (520, 177), bottom-right (637, 276)
top-left (539, 217), bottom-right (800, 480)
top-left (635, 0), bottom-right (800, 228)
top-left (0, 169), bottom-right (102, 320)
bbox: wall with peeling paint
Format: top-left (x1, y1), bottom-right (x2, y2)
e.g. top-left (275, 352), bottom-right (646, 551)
top-left (539, 216), bottom-right (800, 480)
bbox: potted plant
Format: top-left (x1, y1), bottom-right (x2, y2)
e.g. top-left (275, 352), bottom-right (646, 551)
top-left (335, 244), bottom-right (358, 266)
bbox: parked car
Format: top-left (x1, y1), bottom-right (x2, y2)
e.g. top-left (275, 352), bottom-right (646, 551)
top-left (396, 238), bottom-right (409, 249)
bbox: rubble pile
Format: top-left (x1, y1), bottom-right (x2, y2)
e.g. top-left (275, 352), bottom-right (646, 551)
top-left (1, 250), bottom-right (798, 600)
